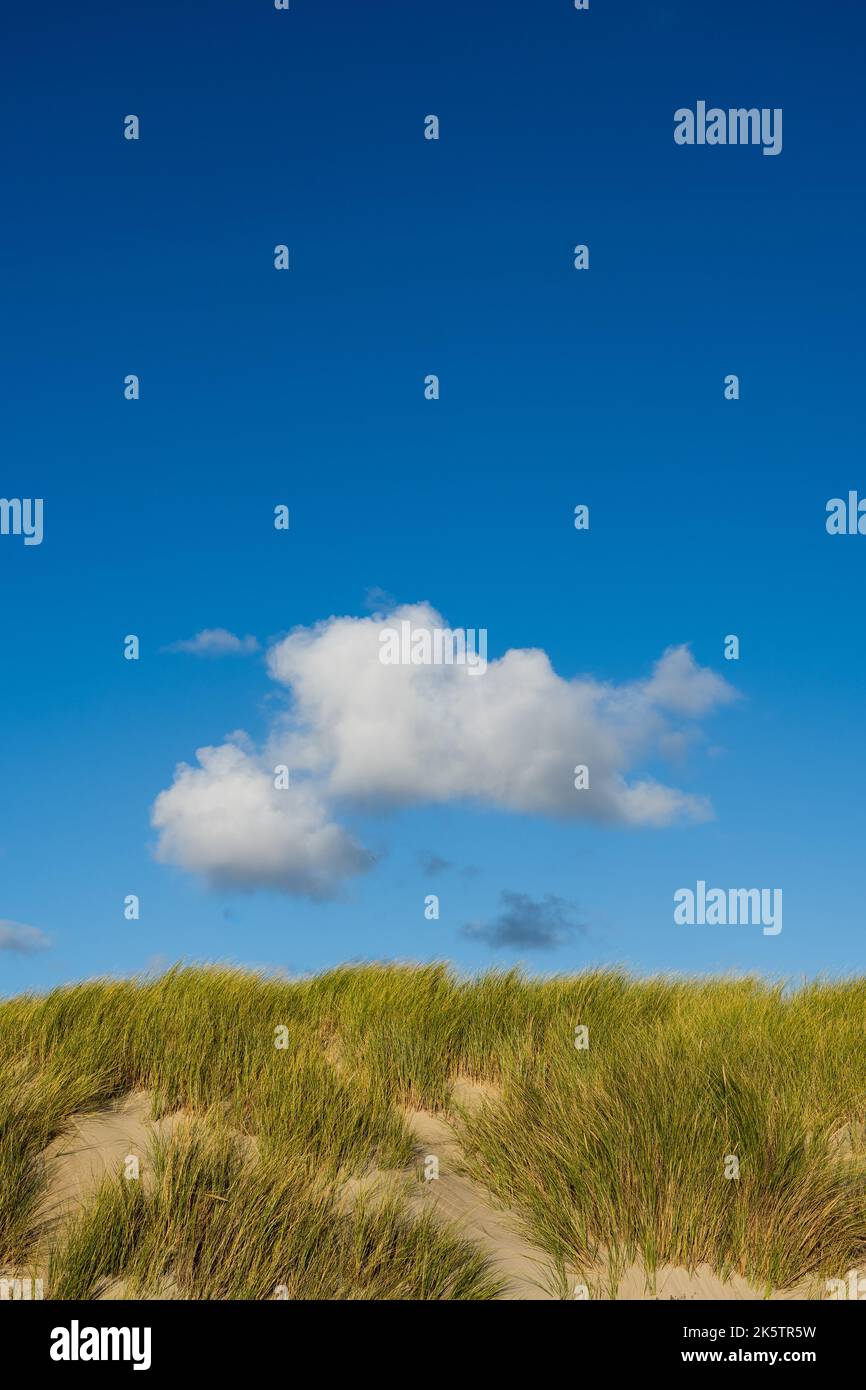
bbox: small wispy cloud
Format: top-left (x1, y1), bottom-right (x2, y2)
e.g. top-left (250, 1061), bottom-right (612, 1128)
top-left (460, 891), bottom-right (587, 951)
top-left (163, 629), bottom-right (260, 657)
top-left (418, 852), bottom-right (452, 876)
top-left (418, 852), bottom-right (479, 879)
top-left (363, 586), bottom-right (396, 613)
top-left (0, 920), bottom-right (51, 954)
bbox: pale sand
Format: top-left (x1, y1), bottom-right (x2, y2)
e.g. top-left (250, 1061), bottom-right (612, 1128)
top-left (0, 1085), bottom-right (827, 1301)
top-left (404, 1105), bottom-right (563, 1299)
top-left (1, 1091), bottom-right (185, 1301)
top-left (35, 1091), bottom-right (185, 1233)
top-left (344, 1079), bottom-right (823, 1301)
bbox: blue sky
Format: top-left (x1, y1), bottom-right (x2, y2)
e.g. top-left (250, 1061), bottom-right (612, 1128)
top-left (1, 0), bottom-right (864, 993)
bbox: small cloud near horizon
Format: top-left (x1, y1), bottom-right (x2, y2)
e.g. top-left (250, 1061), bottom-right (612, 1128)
top-left (460, 891), bottom-right (588, 951)
top-left (0, 919), bottom-right (51, 954)
top-left (163, 629), bottom-right (260, 657)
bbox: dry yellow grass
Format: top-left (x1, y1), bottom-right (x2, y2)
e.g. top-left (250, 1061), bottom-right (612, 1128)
top-left (1, 963), bottom-right (864, 1298)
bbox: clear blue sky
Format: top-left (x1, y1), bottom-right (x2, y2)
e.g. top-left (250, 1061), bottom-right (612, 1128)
top-left (1, 0), bottom-right (864, 994)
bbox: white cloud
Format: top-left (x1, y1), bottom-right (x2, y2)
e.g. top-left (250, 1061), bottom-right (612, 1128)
top-left (0, 920), bottom-right (51, 953)
top-left (152, 602), bottom-right (738, 895)
top-left (163, 629), bottom-right (260, 657)
top-left (640, 642), bottom-right (733, 717)
top-left (151, 741), bottom-right (373, 897)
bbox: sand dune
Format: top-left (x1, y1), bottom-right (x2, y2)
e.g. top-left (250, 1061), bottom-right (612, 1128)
top-left (36, 1092), bottom-right (184, 1232)
top-left (0, 1080), bottom-right (835, 1301)
top-left (1, 1093), bottom-right (186, 1302)
top-left (340, 1080), bottom-right (825, 1301)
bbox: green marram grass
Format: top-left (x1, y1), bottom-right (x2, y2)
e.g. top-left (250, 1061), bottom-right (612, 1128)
top-left (1, 963), bottom-right (864, 1298)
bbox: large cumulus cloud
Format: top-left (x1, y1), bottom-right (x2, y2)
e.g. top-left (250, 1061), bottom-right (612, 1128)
top-left (151, 602), bottom-right (737, 896)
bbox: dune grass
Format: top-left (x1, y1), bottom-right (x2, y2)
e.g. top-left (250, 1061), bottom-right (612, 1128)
top-left (1, 963), bottom-right (864, 1297)
top-left (0, 1061), bottom-right (117, 1261)
top-left (49, 1116), bottom-right (499, 1300)
top-left (457, 978), bottom-right (866, 1291)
